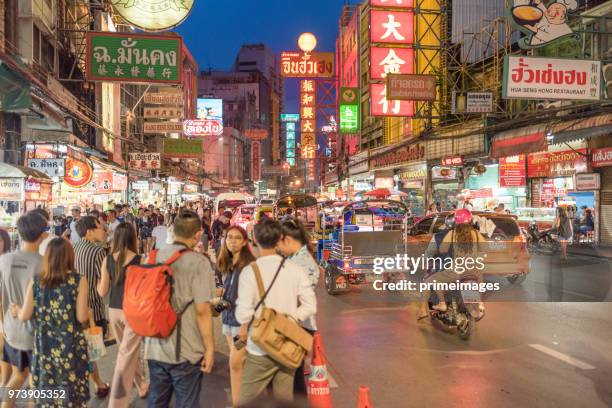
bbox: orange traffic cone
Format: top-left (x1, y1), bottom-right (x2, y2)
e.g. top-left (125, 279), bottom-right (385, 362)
top-left (357, 386), bottom-right (372, 408)
top-left (307, 333), bottom-right (333, 408)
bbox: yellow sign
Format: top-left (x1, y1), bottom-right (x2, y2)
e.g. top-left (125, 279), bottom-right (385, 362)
top-left (110, 0), bottom-right (194, 32)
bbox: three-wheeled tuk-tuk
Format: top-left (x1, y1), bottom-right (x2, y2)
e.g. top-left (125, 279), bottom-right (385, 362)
top-left (322, 200), bottom-right (410, 295)
top-left (274, 194), bottom-right (319, 245)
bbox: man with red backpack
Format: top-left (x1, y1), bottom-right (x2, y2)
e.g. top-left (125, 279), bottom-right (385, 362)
top-left (134, 210), bottom-right (216, 407)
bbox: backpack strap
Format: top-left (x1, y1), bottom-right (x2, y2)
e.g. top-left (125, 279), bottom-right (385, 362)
top-left (148, 249), bottom-right (159, 264)
top-left (163, 248), bottom-right (191, 267)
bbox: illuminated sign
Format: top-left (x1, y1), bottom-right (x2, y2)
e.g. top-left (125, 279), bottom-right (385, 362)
top-left (251, 141), bottom-right (261, 181)
top-left (280, 52), bottom-right (334, 78)
top-left (370, 83), bottom-right (414, 117)
top-left (370, 10), bottom-right (414, 44)
top-left (340, 105), bottom-right (359, 133)
top-left (281, 113), bottom-right (300, 122)
top-left (87, 32), bottom-right (182, 83)
top-left (144, 107), bottom-right (184, 119)
top-left (128, 152), bottom-right (162, 170)
top-left (371, 0), bottom-right (414, 7)
top-left (441, 156), bottom-right (463, 166)
top-left (300, 80), bottom-right (316, 147)
top-left (109, 0), bottom-right (194, 32)
top-left (301, 145), bottom-right (316, 159)
top-left (245, 129), bottom-right (269, 141)
top-left (183, 119), bottom-right (224, 137)
top-left (64, 158), bottom-right (94, 188)
top-left (196, 98), bottom-right (223, 121)
top-left (370, 47), bottom-right (414, 80)
top-left (386, 74), bottom-right (436, 101)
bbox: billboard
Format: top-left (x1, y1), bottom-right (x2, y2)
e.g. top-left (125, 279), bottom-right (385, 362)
top-left (196, 98), bottom-right (223, 121)
top-left (370, 83), bottom-right (414, 117)
top-left (87, 32), bottom-right (182, 84)
top-left (370, 10), bottom-right (414, 44)
top-left (370, 47), bottom-right (414, 80)
top-left (386, 74), bottom-right (436, 101)
top-left (280, 52), bottom-right (334, 78)
top-left (503, 56), bottom-right (600, 101)
top-left (183, 119), bottom-right (223, 137)
top-left (109, 0), bottom-right (195, 32)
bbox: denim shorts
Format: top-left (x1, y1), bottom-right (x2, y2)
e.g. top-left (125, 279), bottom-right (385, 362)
top-left (222, 324), bottom-right (241, 338)
top-left (2, 342), bottom-right (32, 372)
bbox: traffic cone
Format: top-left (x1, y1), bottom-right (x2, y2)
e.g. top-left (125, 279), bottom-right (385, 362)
top-left (307, 333), bottom-right (333, 408)
top-left (357, 386), bottom-right (372, 408)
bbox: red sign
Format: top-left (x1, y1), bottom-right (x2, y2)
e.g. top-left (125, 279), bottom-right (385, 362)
top-left (469, 188), bottom-right (493, 199)
top-left (251, 141), bottom-right (261, 181)
top-left (499, 155), bottom-right (526, 187)
top-left (592, 147), bottom-right (612, 168)
top-left (370, 83), bottom-right (414, 117)
top-left (370, 10), bottom-right (414, 44)
top-left (280, 52), bottom-right (334, 78)
top-left (245, 129), bottom-right (269, 141)
top-left (308, 161), bottom-right (315, 181)
top-left (300, 79), bottom-right (317, 145)
top-left (370, 143), bottom-right (425, 169)
top-left (371, 0), bottom-right (414, 8)
top-left (25, 180), bottom-right (41, 192)
top-left (370, 47), bottom-right (414, 80)
top-left (94, 171), bottom-right (113, 193)
top-left (64, 158), bottom-right (93, 188)
top-left (441, 156), bottom-right (463, 166)
top-left (112, 173), bottom-right (128, 191)
top-left (183, 119), bottom-right (223, 137)
top-left (527, 149), bottom-right (587, 178)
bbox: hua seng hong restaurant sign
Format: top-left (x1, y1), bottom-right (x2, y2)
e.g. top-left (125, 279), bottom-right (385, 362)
top-left (280, 52), bottom-right (334, 78)
top-left (370, 144), bottom-right (426, 170)
top-left (503, 56), bottom-right (600, 101)
top-left (527, 149), bottom-right (587, 178)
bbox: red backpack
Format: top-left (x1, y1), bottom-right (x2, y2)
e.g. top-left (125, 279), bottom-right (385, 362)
top-left (123, 248), bottom-right (190, 341)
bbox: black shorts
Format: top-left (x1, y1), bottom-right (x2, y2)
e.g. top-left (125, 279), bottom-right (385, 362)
top-left (2, 341), bottom-right (32, 372)
top-left (95, 319), bottom-right (109, 339)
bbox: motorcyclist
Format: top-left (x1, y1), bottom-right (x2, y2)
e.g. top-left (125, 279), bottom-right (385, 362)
top-left (417, 209), bottom-right (486, 320)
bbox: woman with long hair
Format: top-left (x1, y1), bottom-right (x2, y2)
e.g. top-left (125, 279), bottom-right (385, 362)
top-left (0, 228), bottom-right (11, 387)
top-left (277, 219), bottom-right (319, 397)
top-left (216, 225), bottom-right (255, 407)
top-left (555, 207), bottom-right (573, 261)
top-left (98, 222), bottom-right (148, 406)
top-left (10, 237), bottom-right (90, 406)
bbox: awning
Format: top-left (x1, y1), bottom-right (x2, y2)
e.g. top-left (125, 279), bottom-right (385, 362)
top-left (0, 61), bottom-right (32, 111)
top-left (551, 113), bottom-right (612, 145)
top-left (490, 125), bottom-right (548, 158)
top-left (0, 162), bottom-right (52, 183)
top-left (90, 156), bottom-right (127, 174)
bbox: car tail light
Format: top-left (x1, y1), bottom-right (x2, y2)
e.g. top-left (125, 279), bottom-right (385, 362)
top-left (343, 259), bottom-right (351, 270)
top-left (515, 235), bottom-right (527, 251)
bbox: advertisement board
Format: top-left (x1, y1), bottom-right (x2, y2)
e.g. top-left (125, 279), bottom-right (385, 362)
top-left (109, 0), bottom-right (194, 32)
top-left (370, 48), bottom-right (414, 80)
top-left (370, 83), bottom-right (414, 117)
top-left (0, 178), bottom-right (23, 201)
top-left (575, 173), bottom-right (601, 191)
top-left (128, 153), bottom-right (161, 170)
top-left (503, 56), bottom-right (600, 101)
top-left (144, 122), bottom-right (184, 134)
top-left (370, 0), bottom-right (413, 7)
top-left (162, 138), bottom-right (203, 158)
top-left (196, 99), bottom-right (223, 121)
top-left (281, 114), bottom-right (300, 122)
top-left (245, 129), bottom-right (269, 141)
top-left (143, 107), bottom-right (183, 119)
top-left (592, 147), bottom-right (612, 168)
top-left (386, 74), bottom-right (436, 101)
top-left (144, 92), bottom-right (183, 105)
top-left (251, 141), bottom-right (261, 181)
top-left (87, 32), bottom-right (182, 84)
top-left (27, 158), bottom-right (66, 177)
top-left (466, 92), bottom-right (493, 113)
top-left (370, 10), bottom-right (414, 44)
top-left (280, 52), bottom-right (334, 78)
top-left (183, 120), bottom-right (224, 137)
top-left (340, 105), bottom-right (359, 133)
top-left (499, 155), bottom-right (526, 187)
top-left (527, 149), bottom-right (588, 178)
top-left (64, 158), bottom-right (94, 188)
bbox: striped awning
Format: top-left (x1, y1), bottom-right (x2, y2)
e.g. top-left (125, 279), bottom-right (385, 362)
top-left (551, 113), bottom-right (612, 144)
top-left (490, 125), bottom-right (548, 158)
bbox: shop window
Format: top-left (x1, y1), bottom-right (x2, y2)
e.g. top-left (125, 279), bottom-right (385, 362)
top-left (32, 25), bottom-right (56, 73)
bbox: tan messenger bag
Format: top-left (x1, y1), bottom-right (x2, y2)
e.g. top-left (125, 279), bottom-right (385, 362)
top-left (248, 259), bottom-right (313, 369)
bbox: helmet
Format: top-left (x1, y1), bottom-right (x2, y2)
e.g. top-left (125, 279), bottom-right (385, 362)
top-left (454, 208), bottom-right (473, 225)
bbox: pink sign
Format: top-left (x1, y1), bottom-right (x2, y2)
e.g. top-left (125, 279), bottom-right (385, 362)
top-left (370, 10), bottom-right (414, 44)
top-left (370, 0), bottom-right (414, 8)
top-left (183, 119), bottom-right (223, 137)
top-left (370, 47), bottom-right (414, 80)
top-left (370, 83), bottom-right (414, 117)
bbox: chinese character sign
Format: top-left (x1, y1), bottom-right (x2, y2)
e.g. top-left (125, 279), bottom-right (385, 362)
top-left (251, 141), bottom-right (261, 181)
top-left (340, 104), bottom-right (359, 133)
top-left (301, 145), bottom-right (316, 159)
top-left (370, 10), bottom-right (414, 44)
top-left (128, 152), bottom-right (162, 170)
top-left (370, 83), bottom-right (414, 117)
top-left (280, 52), bottom-right (334, 78)
top-left (370, 0), bottom-right (414, 8)
top-left (370, 47), bottom-right (414, 79)
top-left (87, 32), bottom-right (182, 83)
top-left (300, 80), bottom-right (317, 149)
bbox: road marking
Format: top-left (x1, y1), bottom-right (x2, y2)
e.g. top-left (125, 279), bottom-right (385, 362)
top-left (327, 372), bottom-right (339, 388)
top-left (529, 344), bottom-right (595, 370)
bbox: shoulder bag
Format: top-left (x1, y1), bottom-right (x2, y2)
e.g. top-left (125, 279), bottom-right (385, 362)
top-left (248, 258), bottom-right (314, 369)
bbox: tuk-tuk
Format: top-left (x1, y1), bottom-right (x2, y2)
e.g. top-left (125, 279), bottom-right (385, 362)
top-left (322, 200), bottom-right (410, 295)
top-left (274, 194), bottom-right (319, 245)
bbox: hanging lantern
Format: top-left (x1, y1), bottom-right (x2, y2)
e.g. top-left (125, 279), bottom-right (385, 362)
top-left (474, 164), bottom-right (487, 174)
top-left (440, 168), bottom-right (451, 177)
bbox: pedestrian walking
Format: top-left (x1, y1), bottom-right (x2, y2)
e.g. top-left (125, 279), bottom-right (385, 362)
top-left (216, 225), bottom-right (255, 407)
top-left (151, 221), bottom-right (169, 250)
top-left (74, 216), bottom-right (110, 398)
top-left (200, 215), bottom-right (212, 253)
top-left (106, 209), bottom-right (120, 243)
top-left (555, 207), bottom-right (573, 261)
top-left (69, 207), bottom-right (82, 245)
top-left (235, 219), bottom-right (316, 404)
top-left (98, 222), bottom-right (149, 407)
top-left (0, 227), bottom-right (10, 387)
top-left (277, 219), bottom-right (320, 397)
top-left (144, 210), bottom-right (216, 408)
top-left (0, 212), bottom-right (48, 406)
top-left (10, 237), bottom-right (90, 407)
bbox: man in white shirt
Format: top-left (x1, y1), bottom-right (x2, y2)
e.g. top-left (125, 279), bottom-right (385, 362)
top-left (106, 209), bottom-right (120, 243)
top-left (69, 207), bottom-right (81, 245)
top-left (235, 219), bottom-right (316, 404)
top-left (151, 223), bottom-right (169, 249)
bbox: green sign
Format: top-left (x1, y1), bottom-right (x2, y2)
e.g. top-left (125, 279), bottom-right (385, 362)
top-left (163, 138), bottom-right (202, 158)
top-left (340, 87), bottom-right (359, 105)
top-left (281, 114), bottom-right (300, 122)
top-left (287, 158), bottom-right (296, 166)
top-left (87, 32), bottom-right (182, 84)
top-left (340, 104), bottom-right (359, 133)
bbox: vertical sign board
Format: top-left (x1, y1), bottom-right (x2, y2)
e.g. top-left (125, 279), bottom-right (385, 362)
top-left (251, 141), bottom-right (261, 181)
top-left (339, 87), bottom-right (360, 134)
top-left (300, 80), bottom-right (317, 157)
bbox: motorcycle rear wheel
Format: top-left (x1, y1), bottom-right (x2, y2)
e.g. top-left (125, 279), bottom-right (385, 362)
top-left (458, 316), bottom-right (473, 340)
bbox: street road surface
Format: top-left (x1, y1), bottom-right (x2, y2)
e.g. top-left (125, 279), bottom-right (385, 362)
top-left (93, 252), bottom-right (612, 407)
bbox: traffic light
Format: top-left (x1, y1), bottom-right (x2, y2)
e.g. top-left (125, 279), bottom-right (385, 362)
top-left (604, 64), bottom-right (612, 99)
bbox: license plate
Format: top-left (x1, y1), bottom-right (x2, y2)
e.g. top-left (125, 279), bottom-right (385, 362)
top-left (461, 290), bottom-right (481, 304)
top-left (487, 241), bottom-right (507, 251)
top-left (336, 281), bottom-right (348, 289)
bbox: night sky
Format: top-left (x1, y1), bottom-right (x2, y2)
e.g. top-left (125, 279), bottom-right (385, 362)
top-left (176, 0), bottom-right (352, 111)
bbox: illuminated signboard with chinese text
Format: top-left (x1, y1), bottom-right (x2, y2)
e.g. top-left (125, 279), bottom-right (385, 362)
top-left (301, 145), bottom-right (317, 160)
top-left (370, 0), bottom-right (413, 7)
top-left (370, 10), bottom-right (414, 45)
top-left (252, 141), bottom-right (261, 180)
top-left (339, 87), bottom-right (360, 134)
top-left (128, 153), bottom-right (162, 170)
top-left (109, 0), bottom-right (194, 32)
top-left (300, 80), bottom-right (317, 153)
top-left (87, 32), bottom-right (182, 83)
top-left (370, 83), bottom-right (414, 117)
top-left (280, 52), bottom-right (334, 78)
top-left (370, 47), bottom-right (414, 80)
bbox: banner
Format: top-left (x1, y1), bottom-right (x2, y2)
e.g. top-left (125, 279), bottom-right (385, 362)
top-left (503, 56), bottom-right (600, 101)
top-left (499, 155), bottom-right (526, 188)
top-left (128, 152), bottom-right (162, 170)
top-left (87, 32), bottom-right (182, 84)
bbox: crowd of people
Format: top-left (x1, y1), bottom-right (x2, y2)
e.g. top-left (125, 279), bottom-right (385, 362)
top-left (0, 202), bottom-right (319, 407)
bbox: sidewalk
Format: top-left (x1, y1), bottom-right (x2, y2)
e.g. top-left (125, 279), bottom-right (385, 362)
top-left (568, 244), bottom-right (612, 260)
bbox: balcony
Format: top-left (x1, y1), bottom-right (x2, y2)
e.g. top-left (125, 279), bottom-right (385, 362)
top-left (19, 0), bottom-right (55, 36)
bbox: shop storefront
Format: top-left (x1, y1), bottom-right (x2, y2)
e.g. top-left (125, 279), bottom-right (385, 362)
top-left (430, 166), bottom-right (461, 211)
top-left (369, 142), bottom-right (427, 198)
top-left (397, 163), bottom-right (427, 216)
top-left (465, 161), bottom-right (527, 211)
top-left (592, 145), bottom-right (612, 245)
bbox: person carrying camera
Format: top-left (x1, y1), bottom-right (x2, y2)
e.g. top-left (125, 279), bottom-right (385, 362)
top-left (215, 225), bottom-right (256, 407)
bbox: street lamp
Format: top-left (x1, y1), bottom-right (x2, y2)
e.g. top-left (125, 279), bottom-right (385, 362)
top-left (298, 32), bottom-right (317, 53)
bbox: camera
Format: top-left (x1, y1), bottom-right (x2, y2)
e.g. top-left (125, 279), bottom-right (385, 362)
top-left (214, 299), bottom-right (232, 314)
top-left (233, 335), bottom-right (247, 350)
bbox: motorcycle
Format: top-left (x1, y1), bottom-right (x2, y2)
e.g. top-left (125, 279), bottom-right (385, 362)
top-left (525, 221), bottom-right (560, 254)
top-left (426, 274), bottom-right (485, 340)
